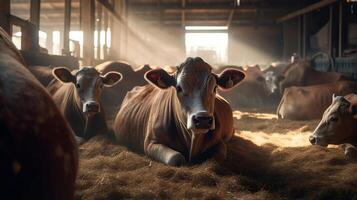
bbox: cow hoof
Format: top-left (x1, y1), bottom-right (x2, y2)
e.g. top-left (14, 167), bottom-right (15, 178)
top-left (345, 147), bottom-right (357, 160)
top-left (167, 153), bottom-right (186, 166)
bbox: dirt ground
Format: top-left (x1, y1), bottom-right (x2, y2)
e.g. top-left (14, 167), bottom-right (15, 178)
top-left (75, 110), bottom-right (357, 200)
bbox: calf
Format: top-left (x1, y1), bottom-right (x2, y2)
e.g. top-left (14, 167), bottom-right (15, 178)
top-left (52, 66), bottom-right (122, 143)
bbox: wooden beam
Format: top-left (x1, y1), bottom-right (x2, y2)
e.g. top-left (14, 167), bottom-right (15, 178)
top-left (338, 0), bottom-right (344, 57)
top-left (181, 0), bottom-right (186, 27)
top-left (81, 0), bottom-right (95, 65)
top-left (96, 2), bottom-right (102, 60)
top-left (227, 1), bottom-right (236, 28)
top-left (277, 0), bottom-right (338, 23)
top-left (63, 0), bottom-right (71, 56)
top-left (30, 0), bottom-right (41, 28)
top-left (103, 9), bottom-right (108, 59)
top-left (0, 0), bottom-right (11, 34)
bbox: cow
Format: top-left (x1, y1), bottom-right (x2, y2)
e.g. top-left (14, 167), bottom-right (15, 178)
top-left (277, 81), bottom-right (357, 120)
top-left (51, 66), bottom-right (122, 143)
top-left (263, 62), bottom-right (289, 95)
top-left (96, 61), bottom-right (151, 121)
top-left (28, 65), bottom-right (56, 87)
top-left (309, 94), bottom-right (357, 158)
top-left (0, 27), bottom-right (78, 199)
top-left (279, 60), bottom-right (345, 94)
top-left (114, 57), bottom-right (245, 166)
top-left (219, 65), bottom-right (269, 108)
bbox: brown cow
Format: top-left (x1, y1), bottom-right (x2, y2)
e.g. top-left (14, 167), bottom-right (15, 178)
top-left (309, 94), bottom-right (357, 158)
top-left (277, 81), bottom-right (357, 120)
top-left (96, 61), bottom-right (151, 120)
top-left (219, 65), bottom-right (269, 108)
top-left (279, 60), bottom-right (345, 94)
top-left (114, 57), bottom-right (245, 166)
top-left (0, 27), bottom-right (78, 199)
top-left (52, 66), bottom-right (122, 143)
top-left (28, 65), bottom-right (56, 87)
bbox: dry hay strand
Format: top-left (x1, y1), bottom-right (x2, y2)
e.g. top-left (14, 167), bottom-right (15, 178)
top-left (75, 110), bottom-right (357, 200)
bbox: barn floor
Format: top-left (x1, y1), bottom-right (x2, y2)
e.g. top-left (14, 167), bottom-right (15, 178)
top-left (75, 110), bottom-right (357, 200)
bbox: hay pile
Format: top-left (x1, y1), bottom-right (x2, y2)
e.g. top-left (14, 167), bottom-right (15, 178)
top-left (75, 110), bottom-right (357, 200)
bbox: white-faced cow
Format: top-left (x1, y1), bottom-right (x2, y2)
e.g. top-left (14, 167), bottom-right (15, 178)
top-left (114, 57), bottom-right (245, 166)
top-left (52, 66), bottom-right (122, 143)
top-left (0, 27), bottom-right (78, 199)
top-left (309, 94), bottom-right (357, 158)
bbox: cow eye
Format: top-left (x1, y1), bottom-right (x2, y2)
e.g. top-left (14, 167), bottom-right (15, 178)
top-left (76, 83), bottom-right (80, 88)
top-left (176, 85), bottom-right (183, 93)
top-left (329, 116), bottom-right (338, 122)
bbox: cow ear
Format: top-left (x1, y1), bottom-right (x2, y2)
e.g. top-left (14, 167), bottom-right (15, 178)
top-left (101, 72), bottom-right (122, 87)
top-left (52, 67), bottom-right (75, 83)
top-left (217, 68), bottom-right (245, 91)
top-left (145, 69), bottom-right (176, 89)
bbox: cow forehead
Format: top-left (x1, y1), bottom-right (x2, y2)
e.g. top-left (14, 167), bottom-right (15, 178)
top-left (76, 67), bottom-right (100, 79)
top-left (177, 58), bottom-right (214, 86)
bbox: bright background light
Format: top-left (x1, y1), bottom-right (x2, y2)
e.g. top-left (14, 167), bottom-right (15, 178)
top-left (185, 32), bottom-right (228, 64)
top-left (185, 26), bottom-right (228, 31)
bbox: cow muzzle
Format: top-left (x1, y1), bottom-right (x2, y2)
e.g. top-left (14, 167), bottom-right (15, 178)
top-left (189, 111), bottom-right (215, 131)
top-left (83, 101), bottom-right (100, 115)
top-left (309, 135), bottom-right (328, 147)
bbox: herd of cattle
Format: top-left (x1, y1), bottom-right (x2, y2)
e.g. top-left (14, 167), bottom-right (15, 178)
top-left (0, 26), bottom-right (356, 199)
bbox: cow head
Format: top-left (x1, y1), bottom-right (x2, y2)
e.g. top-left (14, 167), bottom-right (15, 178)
top-left (264, 71), bottom-right (285, 95)
top-left (309, 94), bottom-right (357, 146)
top-left (145, 57), bottom-right (245, 161)
top-left (53, 66), bottom-right (122, 116)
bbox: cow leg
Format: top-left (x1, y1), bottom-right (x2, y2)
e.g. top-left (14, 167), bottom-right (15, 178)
top-left (146, 143), bottom-right (186, 166)
top-left (343, 144), bottom-right (357, 160)
top-left (211, 140), bottom-right (227, 162)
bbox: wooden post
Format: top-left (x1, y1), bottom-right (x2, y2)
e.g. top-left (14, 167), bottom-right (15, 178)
top-left (103, 9), bottom-right (108, 59)
top-left (0, 0), bottom-right (11, 34)
top-left (30, 0), bottom-right (41, 29)
top-left (96, 2), bottom-right (102, 60)
top-left (338, 0), bottom-right (344, 57)
top-left (302, 14), bottom-right (307, 59)
top-left (46, 29), bottom-right (53, 54)
top-left (81, 0), bottom-right (95, 66)
top-left (63, 0), bottom-right (72, 56)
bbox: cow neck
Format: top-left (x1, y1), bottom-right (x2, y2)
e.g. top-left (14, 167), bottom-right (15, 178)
top-left (171, 89), bottom-right (192, 152)
top-left (170, 88), bottom-right (206, 162)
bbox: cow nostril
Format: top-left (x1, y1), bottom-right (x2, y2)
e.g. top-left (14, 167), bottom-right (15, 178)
top-left (309, 136), bottom-right (316, 144)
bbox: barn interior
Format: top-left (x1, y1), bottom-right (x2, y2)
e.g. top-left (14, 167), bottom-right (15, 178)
top-left (1, 0), bottom-right (357, 199)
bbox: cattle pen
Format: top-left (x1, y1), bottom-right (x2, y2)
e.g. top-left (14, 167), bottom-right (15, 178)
top-left (1, 0), bottom-right (357, 200)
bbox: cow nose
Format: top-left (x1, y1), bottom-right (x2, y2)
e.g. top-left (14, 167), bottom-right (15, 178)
top-left (309, 136), bottom-right (316, 145)
top-left (84, 101), bottom-right (100, 114)
top-left (192, 112), bottom-right (214, 129)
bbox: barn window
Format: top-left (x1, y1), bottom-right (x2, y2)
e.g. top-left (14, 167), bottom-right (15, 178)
top-left (185, 26), bottom-right (228, 65)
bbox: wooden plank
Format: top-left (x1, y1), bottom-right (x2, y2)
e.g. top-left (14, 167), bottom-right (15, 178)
top-left (181, 0), bottom-right (186, 27)
top-left (81, 0), bottom-right (95, 65)
top-left (277, 0), bottom-right (338, 23)
top-left (0, 0), bottom-right (11, 34)
top-left (30, 0), bottom-right (41, 28)
top-left (63, 0), bottom-right (72, 56)
top-left (96, 2), bottom-right (102, 60)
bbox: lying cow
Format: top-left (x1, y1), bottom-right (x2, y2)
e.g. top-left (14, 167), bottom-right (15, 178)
top-left (309, 94), bottom-right (357, 158)
top-left (96, 61), bottom-right (151, 120)
top-left (279, 60), bottom-right (345, 94)
top-left (0, 27), bottom-right (78, 199)
top-left (219, 65), bottom-right (269, 109)
top-left (114, 57), bottom-right (245, 166)
top-left (52, 66), bottom-right (122, 143)
top-left (28, 65), bottom-right (56, 87)
top-left (277, 81), bottom-right (357, 120)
